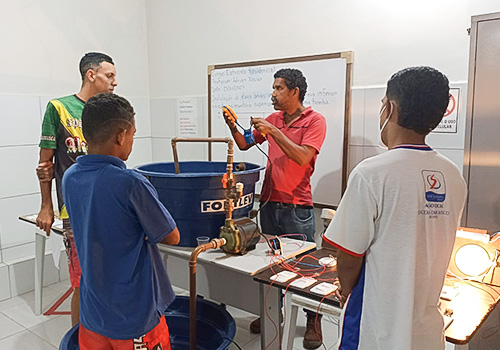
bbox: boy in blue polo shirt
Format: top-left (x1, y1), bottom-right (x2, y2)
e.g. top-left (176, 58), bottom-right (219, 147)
top-left (62, 93), bottom-right (179, 350)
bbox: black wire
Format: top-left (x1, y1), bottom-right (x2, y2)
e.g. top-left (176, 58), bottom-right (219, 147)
top-left (460, 279), bottom-right (497, 300)
top-left (448, 270), bottom-right (500, 298)
top-left (234, 121), bottom-right (246, 132)
top-left (230, 118), bottom-right (271, 249)
top-left (255, 143), bottom-right (270, 161)
top-left (222, 336), bottom-right (243, 350)
top-left (233, 119), bottom-right (270, 161)
top-left (255, 213), bottom-right (273, 252)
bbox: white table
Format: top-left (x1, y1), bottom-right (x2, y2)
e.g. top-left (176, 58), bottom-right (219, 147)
top-left (159, 237), bottom-right (315, 350)
top-left (19, 214), bottom-right (64, 315)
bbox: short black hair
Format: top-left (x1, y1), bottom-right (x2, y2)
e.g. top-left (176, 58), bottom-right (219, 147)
top-left (274, 68), bottom-right (308, 103)
top-left (386, 66), bottom-right (449, 135)
top-left (79, 52), bottom-right (114, 80)
top-left (82, 93), bottom-right (134, 145)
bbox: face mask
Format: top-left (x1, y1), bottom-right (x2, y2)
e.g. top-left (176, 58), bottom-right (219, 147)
top-left (378, 102), bottom-right (393, 150)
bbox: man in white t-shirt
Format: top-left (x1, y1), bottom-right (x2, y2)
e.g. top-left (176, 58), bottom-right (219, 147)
top-left (323, 66), bottom-right (467, 350)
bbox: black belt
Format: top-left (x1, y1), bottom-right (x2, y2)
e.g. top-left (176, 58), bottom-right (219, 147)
top-left (272, 201), bottom-right (313, 209)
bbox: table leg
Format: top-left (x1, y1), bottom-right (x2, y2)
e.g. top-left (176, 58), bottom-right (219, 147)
top-left (260, 283), bottom-right (282, 350)
top-left (283, 293), bottom-right (298, 350)
top-left (34, 230), bottom-right (47, 315)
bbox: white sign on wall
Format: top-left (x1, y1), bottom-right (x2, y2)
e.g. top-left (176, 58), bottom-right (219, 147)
top-left (177, 98), bottom-right (199, 136)
top-left (433, 88), bottom-right (459, 134)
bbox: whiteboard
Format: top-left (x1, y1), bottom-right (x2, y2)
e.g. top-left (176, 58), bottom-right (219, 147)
top-left (209, 53), bottom-right (352, 206)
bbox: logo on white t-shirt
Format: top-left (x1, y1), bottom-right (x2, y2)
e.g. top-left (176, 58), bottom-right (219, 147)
top-left (422, 170), bottom-right (446, 202)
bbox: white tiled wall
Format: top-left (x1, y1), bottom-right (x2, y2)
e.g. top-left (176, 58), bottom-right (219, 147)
top-left (128, 97), bottom-right (152, 139)
top-left (0, 96), bottom-right (41, 147)
top-left (0, 263), bottom-right (10, 301)
top-left (0, 146), bottom-right (40, 199)
top-left (6, 254), bottom-right (60, 297)
top-left (150, 96), bottom-right (209, 163)
top-left (0, 194), bottom-right (41, 249)
top-left (0, 94), bottom-right (43, 286)
top-left (348, 84), bottom-right (467, 173)
top-left (350, 88), bottom-right (366, 147)
top-left (150, 98), bottom-right (177, 138)
top-left (127, 138), bottom-right (153, 169)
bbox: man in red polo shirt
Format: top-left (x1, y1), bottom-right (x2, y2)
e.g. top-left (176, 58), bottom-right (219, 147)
top-left (224, 68), bottom-right (327, 349)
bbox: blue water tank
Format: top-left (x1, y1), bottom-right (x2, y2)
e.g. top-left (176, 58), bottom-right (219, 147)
top-left (135, 161), bottom-right (263, 247)
top-left (59, 296), bottom-right (236, 350)
top-left (165, 296), bottom-right (236, 350)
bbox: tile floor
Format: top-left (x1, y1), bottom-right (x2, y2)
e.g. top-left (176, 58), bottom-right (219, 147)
top-left (0, 279), bottom-right (342, 349)
top-left (0, 280), bottom-right (464, 349)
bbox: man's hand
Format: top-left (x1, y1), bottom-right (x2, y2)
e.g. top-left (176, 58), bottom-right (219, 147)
top-left (223, 111), bottom-right (238, 133)
top-left (251, 117), bottom-right (275, 136)
top-left (36, 161), bottom-right (54, 183)
top-left (335, 284), bottom-right (348, 308)
top-left (37, 149), bottom-right (55, 235)
top-left (36, 206), bottom-right (54, 235)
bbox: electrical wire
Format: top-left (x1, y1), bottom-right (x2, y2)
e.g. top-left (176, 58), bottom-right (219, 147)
top-left (314, 293), bottom-right (331, 350)
top-left (232, 118), bottom-right (270, 161)
top-left (272, 254), bottom-right (332, 283)
top-left (490, 232), bottom-right (500, 243)
top-left (264, 249), bottom-right (339, 349)
top-left (279, 233), bottom-right (308, 242)
top-left (447, 254), bottom-right (500, 296)
top-left (263, 268), bottom-right (281, 349)
top-left (232, 119), bottom-right (271, 217)
top-left (279, 277), bottom-right (296, 346)
top-left (255, 142), bottom-right (270, 161)
top-left (221, 337), bottom-right (243, 350)
top-left (446, 270), bottom-right (500, 300)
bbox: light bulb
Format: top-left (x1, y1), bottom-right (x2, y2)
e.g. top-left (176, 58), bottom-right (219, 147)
top-left (455, 244), bottom-right (492, 277)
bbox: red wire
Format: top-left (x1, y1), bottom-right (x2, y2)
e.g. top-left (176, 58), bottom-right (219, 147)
top-left (279, 278), bottom-right (297, 346)
top-left (314, 292), bottom-right (331, 350)
top-left (263, 251), bottom-right (280, 350)
top-left (264, 237), bottom-right (340, 348)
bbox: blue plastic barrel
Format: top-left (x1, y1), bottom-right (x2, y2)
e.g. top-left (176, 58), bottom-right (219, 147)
top-left (59, 296), bottom-right (236, 350)
top-left (59, 323), bottom-right (78, 350)
top-left (165, 296), bottom-right (236, 350)
top-left (135, 161), bottom-right (264, 247)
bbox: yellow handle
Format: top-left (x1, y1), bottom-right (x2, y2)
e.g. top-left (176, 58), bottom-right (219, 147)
top-left (222, 105), bottom-right (238, 122)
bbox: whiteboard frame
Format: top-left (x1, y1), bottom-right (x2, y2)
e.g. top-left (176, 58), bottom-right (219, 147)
top-left (208, 52), bottom-right (353, 206)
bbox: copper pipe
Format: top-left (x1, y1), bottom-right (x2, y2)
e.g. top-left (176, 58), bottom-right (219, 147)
top-left (171, 137), bottom-right (233, 175)
top-left (170, 137), bottom-right (237, 220)
top-left (171, 139), bottom-right (180, 174)
top-left (225, 140), bottom-right (234, 220)
top-left (189, 238), bottom-right (227, 350)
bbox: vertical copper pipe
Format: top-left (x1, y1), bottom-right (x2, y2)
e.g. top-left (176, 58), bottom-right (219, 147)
top-left (171, 137), bottom-right (233, 176)
top-left (189, 238), bottom-right (226, 350)
top-left (225, 140), bottom-right (234, 220)
top-left (171, 138), bottom-right (180, 174)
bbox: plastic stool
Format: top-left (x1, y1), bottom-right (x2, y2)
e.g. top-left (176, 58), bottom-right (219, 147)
top-left (283, 293), bottom-right (342, 350)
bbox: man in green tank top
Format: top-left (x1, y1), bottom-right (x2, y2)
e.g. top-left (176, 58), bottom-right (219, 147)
top-left (36, 52), bottom-right (117, 326)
